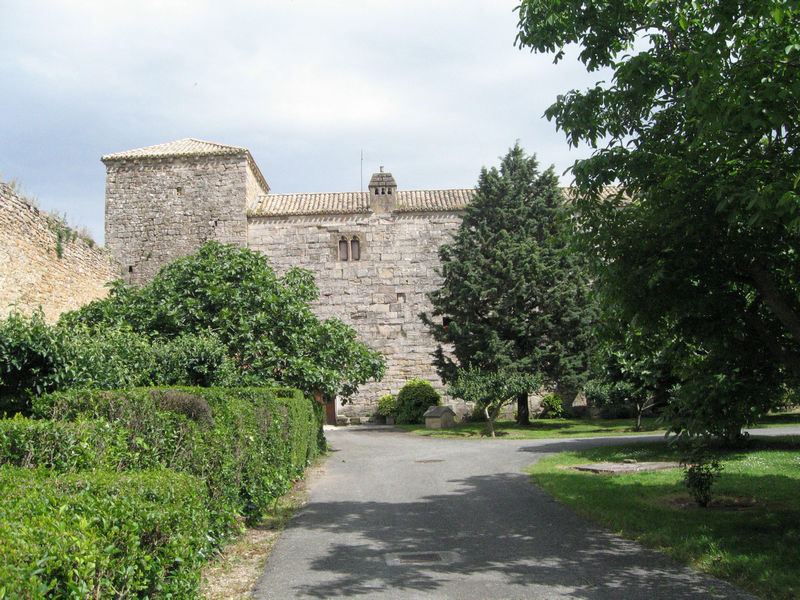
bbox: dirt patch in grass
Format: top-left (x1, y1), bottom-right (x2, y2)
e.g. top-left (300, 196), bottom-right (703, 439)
top-left (200, 460), bottom-right (327, 600)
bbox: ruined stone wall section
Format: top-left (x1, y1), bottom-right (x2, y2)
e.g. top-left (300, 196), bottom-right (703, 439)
top-left (0, 183), bottom-right (118, 322)
top-left (248, 210), bottom-right (466, 418)
top-left (104, 154), bottom-right (249, 285)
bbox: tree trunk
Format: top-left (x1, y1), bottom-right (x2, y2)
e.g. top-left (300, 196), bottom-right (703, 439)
top-left (515, 392), bottom-right (530, 426)
top-left (484, 406), bottom-right (496, 437)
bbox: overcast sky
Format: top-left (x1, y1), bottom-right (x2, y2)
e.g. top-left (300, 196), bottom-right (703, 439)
top-left (0, 0), bottom-right (602, 245)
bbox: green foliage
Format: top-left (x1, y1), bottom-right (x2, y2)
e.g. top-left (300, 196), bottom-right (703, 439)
top-left (375, 393), bottom-right (397, 418)
top-left (0, 415), bottom-right (124, 471)
top-left (421, 145), bottom-right (596, 423)
top-left (585, 325), bottom-right (677, 429)
top-left (683, 459), bottom-right (723, 509)
top-left (0, 310), bottom-right (74, 415)
top-left (448, 368), bottom-right (540, 436)
top-left (61, 241), bottom-right (384, 401)
top-left (516, 1), bottom-right (800, 438)
top-left (151, 332), bottom-right (239, 387)
top-left (396, 379), bottom-right (441, 424)
top-left (538, 393), bottom-right (564, 419)
top-left (0, 310), bottom-right (244, 415)
top-left (0, 385), bottom-right (322, 597)
top-left (0, 467), bottom-right (209, 599)
top-left (32, 387), bottom-right (323, 531)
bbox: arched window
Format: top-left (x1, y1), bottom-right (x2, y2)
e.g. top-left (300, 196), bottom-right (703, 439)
top-left (338, 237), bottom-right (349, 261)
top-left (350, 236), bottom-right (360, 261)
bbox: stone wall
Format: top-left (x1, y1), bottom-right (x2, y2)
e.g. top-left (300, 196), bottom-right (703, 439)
top-left (248, 209), bottom-right (464, 420)
top-left (103, 154), bottom-right (251, 285)
top-left (0, 183), bottom-right (118, 322)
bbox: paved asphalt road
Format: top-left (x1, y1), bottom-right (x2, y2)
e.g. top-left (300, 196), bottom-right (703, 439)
top-left (252, 426), bottom-right (798, 599)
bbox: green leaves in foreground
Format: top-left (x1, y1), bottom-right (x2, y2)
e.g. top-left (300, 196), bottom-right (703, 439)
top-left (516, 0), bottom-right (800, 438)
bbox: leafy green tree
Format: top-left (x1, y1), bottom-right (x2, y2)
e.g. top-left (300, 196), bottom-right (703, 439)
top-left (585, 324), bottom-right (676, 431)
top-left (449, 368), bottom-right (540, 437)
top-left (421, 144), bottom-right (596, 424)
top-left (62, 242), bottom-right (385, 401)
top-left (516, 0), bottom-right (800, 439)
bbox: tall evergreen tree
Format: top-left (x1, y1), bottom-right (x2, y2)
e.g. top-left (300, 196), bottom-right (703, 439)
top-left (421, 144), bottom-right (596, 423)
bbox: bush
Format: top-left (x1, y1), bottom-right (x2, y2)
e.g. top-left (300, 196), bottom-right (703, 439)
top-left (538, 393), bottom-right (564, 419)
top-left (151, 333), bottom-right (239, 387)
top-left (375, 394), bottom-right (397, 418)
top-left (0, 310), bottom-right (252, 416)
top-left (0, 467), bottom-right (209, 599)
top-left (0, 415), bottom-right (124, 471)
top-left (396, 379), bottom-right (440, 424)
top-left (681, 440), bottom-right (724, 508)
top-left (32, 387), bottom-right (324, 533)
top-left (0, 310), bottom-right (73, 416)
top-left (60, 242), bottom-right (385, 401)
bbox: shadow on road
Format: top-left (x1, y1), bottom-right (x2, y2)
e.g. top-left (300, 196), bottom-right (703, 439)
top-left (285, 471), bottom-right (737, 599)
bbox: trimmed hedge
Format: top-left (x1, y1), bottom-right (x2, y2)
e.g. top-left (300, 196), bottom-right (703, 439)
top-left (30, 387), bottom-right (323, 532)
top-left (0, 416), bottom-right (124, 471)
top-left (0, 386), bottom-right (322, 597)
top-left (0, 467), bottom-right (209, 599)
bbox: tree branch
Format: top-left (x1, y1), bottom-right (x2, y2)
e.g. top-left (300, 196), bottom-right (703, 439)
top-left (748, 262), bottom-right (800, 348)
top-left (742, 308), bottom-right (800, 380)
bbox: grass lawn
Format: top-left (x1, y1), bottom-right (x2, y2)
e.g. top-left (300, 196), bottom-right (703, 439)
top-left (397, 410), bottom-right (800, 439)
top-left (526, 436), bottom-right (800, 600)
top-left (396, 417), bottom-right (665, 438)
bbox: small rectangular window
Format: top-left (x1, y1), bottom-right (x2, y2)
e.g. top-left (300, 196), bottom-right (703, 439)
top-left (351, 239), bottom-right (360, 261)
top-left (339, 239), bottom-right (349, 261)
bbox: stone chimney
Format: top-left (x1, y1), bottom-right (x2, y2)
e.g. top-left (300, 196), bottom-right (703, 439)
top-left (368, 166), bottom-right (397, 213)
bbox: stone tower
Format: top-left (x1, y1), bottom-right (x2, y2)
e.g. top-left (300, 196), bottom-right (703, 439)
top-left (102, 138), bottom-right (269, 285)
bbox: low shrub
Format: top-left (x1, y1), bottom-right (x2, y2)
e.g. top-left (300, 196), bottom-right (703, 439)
top-left (375, 394), bottom-right (397, 418)
top-left (396, 379), bottom-right (440, 424)
top-left (0, 415), bottom-right (124, 471)
top-left (0, 467), bottom-right (209, 599)
top-left (538, 393), bottom-right (564, 419)
top-left (32, 387), bottom-right (323, 533)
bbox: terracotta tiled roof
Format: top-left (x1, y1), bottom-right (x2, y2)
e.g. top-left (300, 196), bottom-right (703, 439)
top-left (249, 192), bottom-right (372, 216)
top-left (249, 188), bottom-right (474, 216)
top-left (248, 185), bottom-right (627, 217)
top-left (394, 189), bottom-right (474, 212)
top-left (561, 185), bottom-right (628, 203)
top-left (101, 138), bottom-right (270, 193)
top-left (101, 138), bottom-right (249, 161)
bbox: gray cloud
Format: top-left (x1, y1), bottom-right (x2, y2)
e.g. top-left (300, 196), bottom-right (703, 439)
top-left (0, 0), bottom-right (603, 245)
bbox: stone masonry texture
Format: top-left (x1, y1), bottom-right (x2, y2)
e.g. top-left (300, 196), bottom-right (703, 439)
top-left (101, 140), bottom-right (483, 420)
top-left (0, 183), bottom-right (119, 323)
top-left (248, 210), bottom-right (466, 419)
top-left (103, 154), bottom-right (255, 285)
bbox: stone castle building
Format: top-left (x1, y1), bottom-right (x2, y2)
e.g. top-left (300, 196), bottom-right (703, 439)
top-left (103, 138), bottom-right (472, 422)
